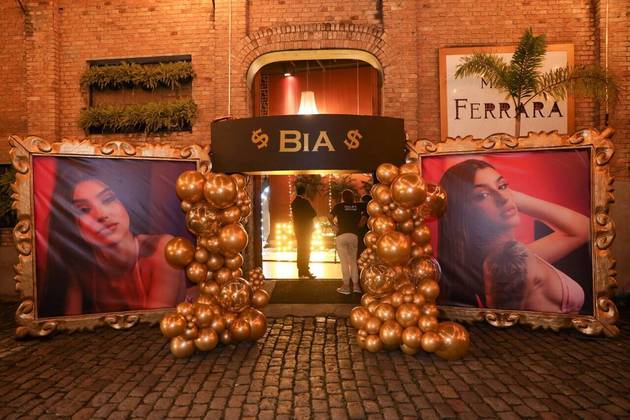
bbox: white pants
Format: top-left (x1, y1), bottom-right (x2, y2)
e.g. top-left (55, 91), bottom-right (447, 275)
top-left (335, 233), bottom-right (359, 288)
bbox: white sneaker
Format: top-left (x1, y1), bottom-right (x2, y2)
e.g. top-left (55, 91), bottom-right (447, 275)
top-left (353, 286), bottom-right (362, 294)
top-left (337, 286), bottom-right (351, 295)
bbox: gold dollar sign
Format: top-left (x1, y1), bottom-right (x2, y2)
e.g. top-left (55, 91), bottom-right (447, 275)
top-left (344, 129), bottom-right (362, 150)
top-left (251, 129), bottom-right (269, 149)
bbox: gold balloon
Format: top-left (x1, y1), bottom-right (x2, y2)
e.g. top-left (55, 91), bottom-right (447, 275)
top-left (379, 320), bottom-right (403, 350)
top-left (194, 304), bottom-right (215, 327)
top-left (399, 162), bottom-right (420, 175)
top-left (363, 231), bottom-right (379, 248)
top-left (361, 294), bottom-right (378, 308)
top-left (421, 303), bottom-right (440, 318)
top-left (418, 315), bottom-right (438, 332)
top-left (214, 267), bottom-right (233, 285)
top-left (220, 329), bottom-right (232, 345)
top-left (374, 303), bottom-right (396, 322)
top-left (251, 288), bottom-right (270, 308)
top-left (170, 336), bottom-right (195, 358)
top-left (356, 334), bottom-right (367, 349)
top-left (366, 200), bottom-right (383, 217)
top-left (402, 326), bottom-right (423, 349)
top-left (230, 173), bottom-right (247, 188)
top-left (200, 280), bottom-right (220, 297)
top-left (165, 237), bottom-right (195, 268)
top-left (196, 294), bottom-right (216, 306)
top-left (391, 207), bottom-right (412, 223)
top-left (218, 223), bottom-right (248, 256)
top-left (210, 316), bottom-right (226, 334)
top-left (186, 202), bottom-right (220, 236)
top-left (435, 322), bottom-right (470, 360)
top-left (176, 170), bottom-right (206, 203)
top-left (364, 316), bottom-right (382, 335)
top-left (376, 163), bottom-right (400, 185)
top-left (371, 216), bottom-right (396, 236)
top-left (232, 268), bottom-right (243, 279)
top-left (194, 247), bottom-right (209, 263)
top-left (225, 254), bottom-right (244, 270)
top-left (420, 331), bottom-right (442, 353)
top-left (372, 184), bottom-right (392, 206)
top-left (204, 173), bottom-right (238, 209)
top-left (245, 309), bottom-right (267, 340)
top-left (230, 318), bottom-right (251, 342)
top-left (176, 302), bottom-right (194, 317)
top-left (367, 301), bottom-right (379, 314)
top-left (224, 311), bottom-right (237, 327)
top-left (194, 328), bottom-right (219, 351)
top-left (182, 324), bottom-right (199, 340)
top-left (219, 278), bottom-right (252, 312)
top-left (408, 256), bottom-right (441, 285)
top-left (401, 343), bottom-right (419, 355)
top-left (390, 173), bottom-right (426, 209)
top-left (221, 206), bottom-right (242, 225)
top-left (390, 292), bottom-right (404, 308)
top-left (411, 224), bottom-right (431, 246)
top-left (422, 183), bottom-right (447, 221)
top-left (399, 284), bottom-right (416, 296)
top-left (360, 264), bottom-right (396, 297)
top-left (350, 306), bottom-right (371, 329)
top-left (397, 219), bottom-right (415, 234)
top-left (186, 261), bottom-right (208, 284)
top-left (160, 313), bottom-right (186, 338)
top-left (419, 280), bottom-right (440, 303)
top-left (412, 292), bottom-right (426, 307)
top-left (395, 303), bottom-right (421, 328)
top-left (365, 334), bottom-right (383, 353)
top-left (205, 236), bottom-right (221, 254)
top-left (181, 201), bottom-right (192, 213)
top-left (376, 231), bottom-right (412, 267)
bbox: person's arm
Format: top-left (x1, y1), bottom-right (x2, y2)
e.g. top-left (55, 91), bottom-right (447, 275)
top-left (513, 191), bottom-right (590, 264)
top-left (65, 275), bottom-right (83, 315)
top-left (145, 235), bottom-right (187, 309)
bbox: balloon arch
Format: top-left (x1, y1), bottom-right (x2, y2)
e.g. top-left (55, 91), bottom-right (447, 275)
top-left (160, 163), bottom-right (469, 360)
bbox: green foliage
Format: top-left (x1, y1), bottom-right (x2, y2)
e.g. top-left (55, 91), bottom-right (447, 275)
top-left (0, 165), bottom-right (17, 228)
top-left (79, 99), bottom-right (198, 134)
top-left (329, 175), bottom-right (358, 204)
top-left (454, 28), bottom-right (618, 136)
top-left (80, 61), bottom-right (195, 90)
top-left (293, 175), bottom-right (325, 200)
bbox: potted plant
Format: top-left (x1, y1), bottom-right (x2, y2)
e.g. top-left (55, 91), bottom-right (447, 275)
top-left (455, 28), bottom-right (618, 138)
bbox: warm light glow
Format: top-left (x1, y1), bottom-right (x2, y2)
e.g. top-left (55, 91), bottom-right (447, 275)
top-left (284, 72), bottom-right (292, 77)
top-left (298, 91), bottom-right (319, 114)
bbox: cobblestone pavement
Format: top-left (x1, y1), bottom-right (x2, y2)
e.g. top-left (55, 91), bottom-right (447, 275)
top-left (1, 303), bottom-right (629, 419)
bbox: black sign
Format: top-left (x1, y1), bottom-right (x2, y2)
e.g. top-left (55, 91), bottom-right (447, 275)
top-left (210, 114), bottom-right (406, 174)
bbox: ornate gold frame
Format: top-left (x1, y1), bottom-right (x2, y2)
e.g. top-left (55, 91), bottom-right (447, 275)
top-left (407, 128), bottom-right (619, 336)
top-left (9, 136), bottom-right (210, 337)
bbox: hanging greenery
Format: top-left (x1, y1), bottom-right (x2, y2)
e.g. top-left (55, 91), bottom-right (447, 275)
top-left (80, 61), bottom-right (195, 90)
top-left (329, 175), bottom-right (359, 204)
top-left (79, 99), bottom-right (198, 134)
top-left (0, 165), bottom-right (17, 228)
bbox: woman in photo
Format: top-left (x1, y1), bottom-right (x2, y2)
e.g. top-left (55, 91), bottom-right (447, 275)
top-left (37, 158), bottom-right (187, 317)
top-left (437, 159), bottom-right (589, 313)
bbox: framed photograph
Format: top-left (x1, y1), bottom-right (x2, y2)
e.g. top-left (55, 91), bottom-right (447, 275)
top-left (408, 130), bottom-right (619, 336)
top-left (439, 44), bottom-right (575, 140)
top-left (9, 136), bottom-right (209, 337)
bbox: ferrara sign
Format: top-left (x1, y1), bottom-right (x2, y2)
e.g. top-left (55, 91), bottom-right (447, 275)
top-left (210, 115), bottom-right (405, 174)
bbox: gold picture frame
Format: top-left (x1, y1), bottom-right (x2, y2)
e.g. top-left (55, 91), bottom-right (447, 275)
top-left (9, 136), bottom-right (210, 337)
top-left (407, 128), bottom-right (619, 336)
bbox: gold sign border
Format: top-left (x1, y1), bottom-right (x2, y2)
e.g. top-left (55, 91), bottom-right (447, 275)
top-left (9, 136), bottom-right (210, 337)
top-left (407, 128), bottom-right (619, 336)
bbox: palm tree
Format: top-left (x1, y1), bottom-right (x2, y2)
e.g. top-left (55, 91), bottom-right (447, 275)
top-left (454, 28), bottom-right (618, 138)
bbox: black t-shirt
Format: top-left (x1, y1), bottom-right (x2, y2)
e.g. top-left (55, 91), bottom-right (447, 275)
top-left (331, 202), bottom-right (363, 236)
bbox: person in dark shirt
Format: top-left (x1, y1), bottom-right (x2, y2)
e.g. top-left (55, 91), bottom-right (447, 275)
top-left (291, 184), bottom-right (317, 279)
top-left (329, 189), bottom-right (366, 294)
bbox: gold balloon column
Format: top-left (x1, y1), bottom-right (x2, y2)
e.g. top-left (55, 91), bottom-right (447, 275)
top-left (161, 171), bottom-right (270, 358)
top-left (352, 163), bottom-right (470, 360)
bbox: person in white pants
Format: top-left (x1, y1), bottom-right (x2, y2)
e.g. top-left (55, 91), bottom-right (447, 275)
top-left (329, 190), bottom-right (366, 294)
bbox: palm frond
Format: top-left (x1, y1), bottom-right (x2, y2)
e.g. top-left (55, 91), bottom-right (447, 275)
top-left (508, 28), bottom-right (547, 100)
top-left (454, 53), bottom-right (511, 91)
top-left (531, 65), bottom-right (618, 107)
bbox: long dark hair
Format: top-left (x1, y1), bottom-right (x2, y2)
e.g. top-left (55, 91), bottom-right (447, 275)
top-left (37, 158), bottom-right (141, 317)
top-left (438, 159), bottom-right (496, 307)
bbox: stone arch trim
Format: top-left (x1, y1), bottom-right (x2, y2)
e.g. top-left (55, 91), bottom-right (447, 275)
top-left (236, 23), bottom-right (390, 85)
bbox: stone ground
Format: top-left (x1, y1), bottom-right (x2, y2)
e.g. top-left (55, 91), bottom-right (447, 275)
top-left (0, 303), bottom-right (629, 420)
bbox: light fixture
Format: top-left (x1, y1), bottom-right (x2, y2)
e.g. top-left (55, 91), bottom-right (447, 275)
top-left (298, 61), bottom-right (319, 114)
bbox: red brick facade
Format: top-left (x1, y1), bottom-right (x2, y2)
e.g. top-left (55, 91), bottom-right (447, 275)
top-left (1, 0), bottom-right (627, 175)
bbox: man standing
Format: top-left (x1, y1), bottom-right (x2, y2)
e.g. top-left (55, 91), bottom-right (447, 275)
top-left (329, 190), bottom-right (366, 294)
top-left (291, 184), bottom-right (317, 279)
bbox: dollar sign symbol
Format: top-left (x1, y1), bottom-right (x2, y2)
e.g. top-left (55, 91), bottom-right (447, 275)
top-left (251, 129), bottom-right (269, 149)
top-left (344, 129), bottom-right (362, 150)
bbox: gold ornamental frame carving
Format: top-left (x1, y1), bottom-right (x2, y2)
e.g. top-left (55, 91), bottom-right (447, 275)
top-left (9, 136), bottom-right (210, 337)
top-left (406, 128), bottom-right (619, 336)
